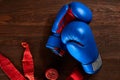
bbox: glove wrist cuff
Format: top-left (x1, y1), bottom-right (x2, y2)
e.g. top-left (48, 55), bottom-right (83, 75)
top-left (82, 54), bottom-right (102, 74)
top-left (46, 35), bottom-right (65, 56)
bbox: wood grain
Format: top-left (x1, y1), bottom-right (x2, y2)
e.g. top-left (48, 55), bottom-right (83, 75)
top-left (0, 0), bottom-right (120, 80)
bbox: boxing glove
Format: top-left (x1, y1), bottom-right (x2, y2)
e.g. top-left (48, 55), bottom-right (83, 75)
top-left (61, 21), bottom-right (102, 74)
top-left (46, 2), bottom-right (92, 56)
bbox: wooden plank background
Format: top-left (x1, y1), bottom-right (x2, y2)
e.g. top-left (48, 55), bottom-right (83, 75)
top-left (0, 0), bottom-right (119, 80)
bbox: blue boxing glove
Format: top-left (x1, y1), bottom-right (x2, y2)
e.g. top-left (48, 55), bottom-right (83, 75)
top-left (46, 2), bottom-right (92, 56)
top-left (61, 21), bottom-right (102, 74)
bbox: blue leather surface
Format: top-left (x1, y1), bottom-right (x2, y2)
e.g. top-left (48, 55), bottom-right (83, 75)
top-left (52, 5), bottom-right (69, 33)
top-left (61, 21), bottom-right (101, 74)
top-left (69, 2), bottom-right (92, 23)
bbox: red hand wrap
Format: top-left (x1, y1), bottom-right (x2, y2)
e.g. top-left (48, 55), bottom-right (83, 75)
top-left (0, 42), bottom-right (35, 80)
top-left (45, 68), bottom-right (59, 80)
top-left (0, 54), bottom-right (26, 80)
top-left (22, 42), bottom-right (35, 80)
top-left (66, 69), bottom-right (83, 80)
